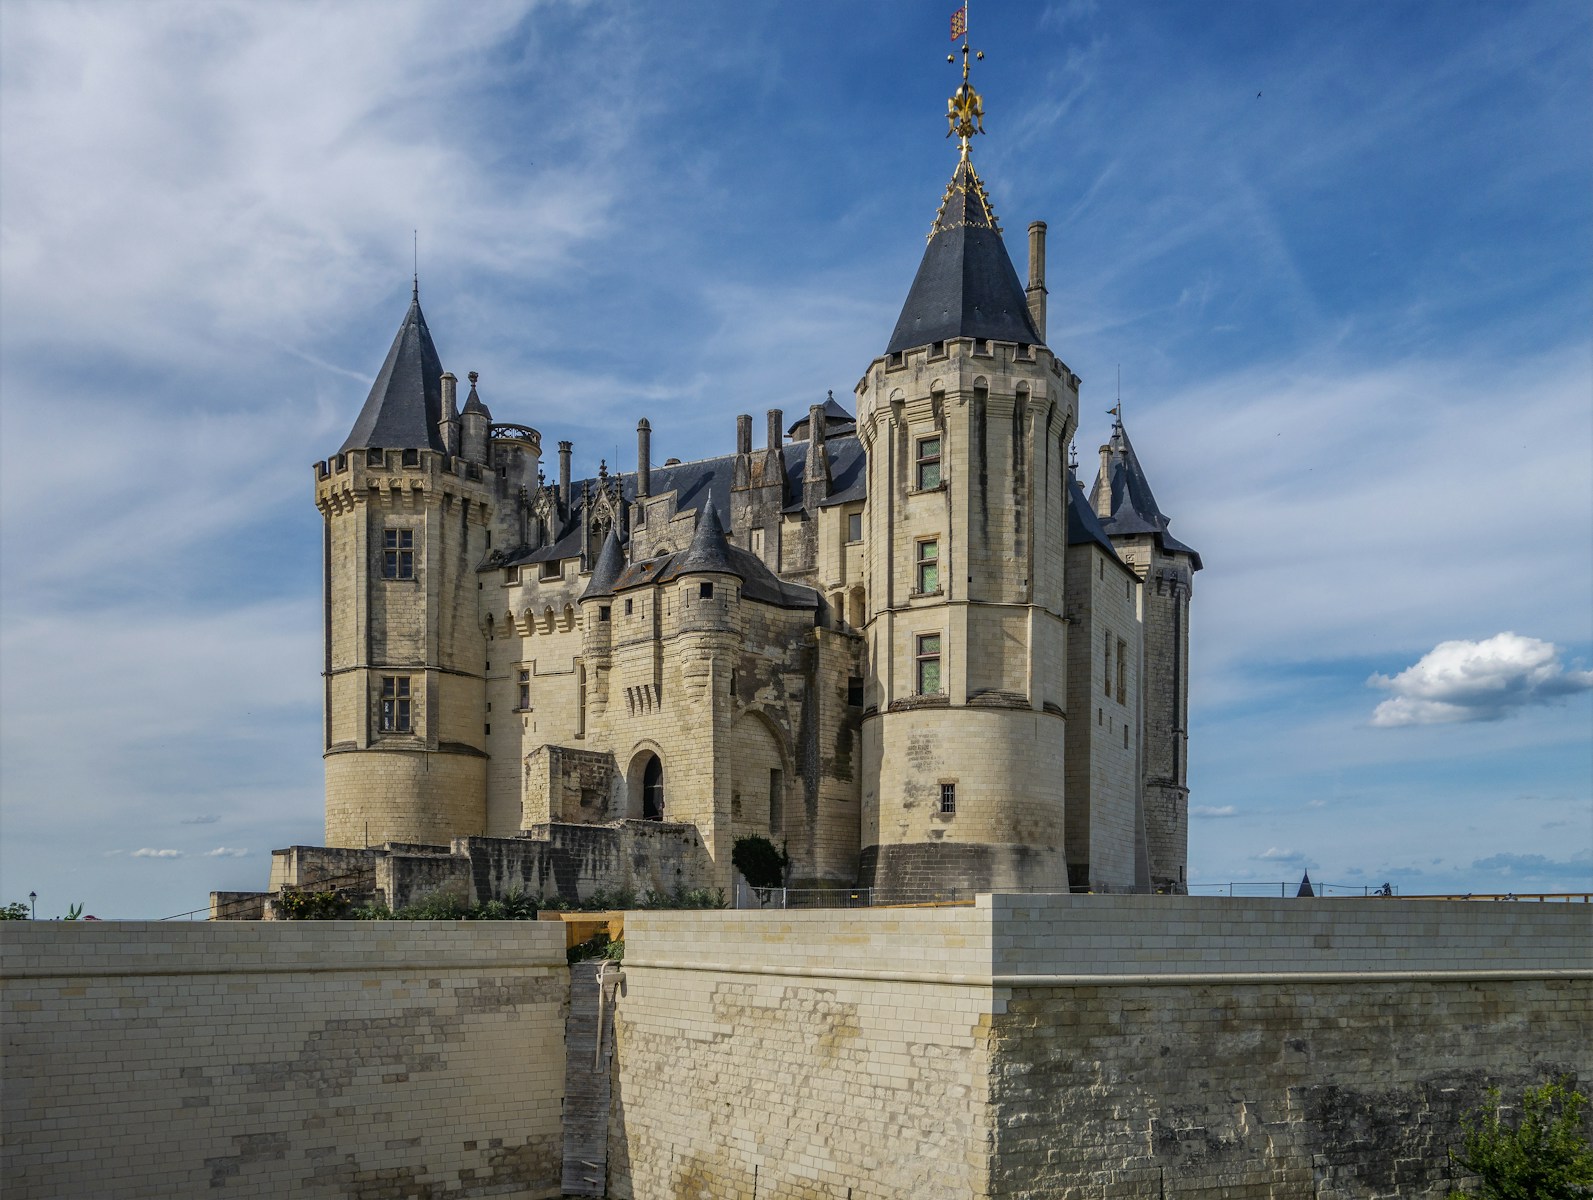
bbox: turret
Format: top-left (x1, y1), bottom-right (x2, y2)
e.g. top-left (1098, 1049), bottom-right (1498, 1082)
top-left (460, 371), bottom-right (491, 465)
top-left (1089, 414), bottom-right (1201, 893)
top-left (855, 45), bottom-right (1077, 897)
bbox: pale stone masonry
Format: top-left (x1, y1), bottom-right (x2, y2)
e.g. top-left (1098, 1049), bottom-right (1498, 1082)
top-left (607, 896), bottom-right (1592, 1199)
top-left (0, 921), bottom-right (568, 1200)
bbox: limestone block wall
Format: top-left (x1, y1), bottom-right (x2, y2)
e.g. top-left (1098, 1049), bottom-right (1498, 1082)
top-left (324, 746), bottom-right (485, 847)
top-left (608, 907), bottom-right (998, 1200)
top-left (1, 921), bottom-right (568, 1200)
top-left (606, 896), bottom-right (1591, 1200)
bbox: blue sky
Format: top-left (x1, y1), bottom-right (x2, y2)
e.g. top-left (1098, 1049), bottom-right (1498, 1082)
top-left (2, 0), bottom-right (1588, 917)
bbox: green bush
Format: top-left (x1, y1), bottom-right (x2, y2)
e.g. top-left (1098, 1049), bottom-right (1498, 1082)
top-left (272, 887), bottom-right (353, 920)
top-left (1450, 1077), bottom-right (1593, 1199)
top-left (0, 901), bottom-right (30, 921)
top-left (732, 836), bottom-right (788, 890)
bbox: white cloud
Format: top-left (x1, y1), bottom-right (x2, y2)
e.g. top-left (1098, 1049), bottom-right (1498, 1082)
top-left (1191, 805), bottom-right (1238, 818)
top-left (1369, 633), bottom-right (1593, 727)
top-left (131, 849), bottom-right (184, 860)
top-left (1254, 847), bottom-right (1308, 864)
top-left (205, 848), bottom-right (250, 858)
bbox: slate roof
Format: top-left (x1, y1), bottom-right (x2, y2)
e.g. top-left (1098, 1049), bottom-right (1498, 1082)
top-left (1088, 420), bottom-right (1203, 570)
top-left (1065, 474), bottom-right (1122, 561)
top-left (581, 528), bottom-right (625, 600)
top-left (787, 395), bottom-right (857, 440)
top-left (885, 155), bottom-right (1042, 355)
top-left (340, 289), bottom-right (447, 453)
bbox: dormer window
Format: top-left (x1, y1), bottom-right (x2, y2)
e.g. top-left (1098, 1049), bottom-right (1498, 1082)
top-left (540, 560), bottom-right (561, 581)
top-left (402, 449), bottom-right (420, 467)
top-left (367, 449), bottom-right (384, 467)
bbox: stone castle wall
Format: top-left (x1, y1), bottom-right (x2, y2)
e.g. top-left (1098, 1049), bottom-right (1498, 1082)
top-left (606, 897), bottom-right (1592, 1199)
top-left (1, 921), bottom-right (568, 1200)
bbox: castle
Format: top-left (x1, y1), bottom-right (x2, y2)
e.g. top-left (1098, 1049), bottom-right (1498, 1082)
top-left (300, 45), bottom-right (1200, 905)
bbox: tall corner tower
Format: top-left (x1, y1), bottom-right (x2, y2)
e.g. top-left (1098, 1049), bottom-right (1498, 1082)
top-left (1089, 417), bottom-right (1201, 892)
top-left (314, 286), bottom-right (498, 848)
top-left (856, 42), bottom-right (1081, 895)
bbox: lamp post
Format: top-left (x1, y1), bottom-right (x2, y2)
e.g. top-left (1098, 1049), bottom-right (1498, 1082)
top-left (28, 891), bottom-right (36, 920)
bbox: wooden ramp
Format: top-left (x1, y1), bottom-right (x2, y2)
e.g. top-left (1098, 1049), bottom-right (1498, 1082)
top-left (561, 960), bottom-right (613, 1196)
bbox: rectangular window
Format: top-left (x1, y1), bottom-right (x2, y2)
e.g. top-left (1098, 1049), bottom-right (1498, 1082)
top-left (1103, 631), bottom-right (1112, 696)
top-left (847, 511), bottom-right (863, 543)
top-left (847, 676), bottom-right (865, 707)
top-left (539, 560), bottom-right (561, 581)
top-left (624, 598), bottom-right (634, 616)
top-left (916, 436), bottom-right (942, 490)
top-left (382, 529), bottom-right (414, 579)
top-left (367, 449), bottom-right (384, 467)
top-left (939, 782), bottom-right (957, 814)
top-left (916, 633), bottom-right (942, 695)
top-left (379, 676), bottom-right (411, 732)
top-left (401, 448), bottom-right (420, 467)
top-left (599, 605), bottom-right (611, 622)
top-left (916, 539), bottom-right (940, 594)
top-left (1116, 637), bottom-right (1127, 703)
top-left (517, 668), bottom-right (531, 710)
top-left (699, 582), bottom-right (714, 599)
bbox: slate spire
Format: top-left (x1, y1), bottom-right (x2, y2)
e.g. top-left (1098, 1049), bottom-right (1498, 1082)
top-left (1089, 416), bottom-right (1202, 569)
top-left (581, 528), bottom-right (626, 601)
top-left (674, 504), bottom-right (738, 577)
top-left (885, 153), bottom-right (1041, 355)
top-left (339, 289), bottom-right (447, 454)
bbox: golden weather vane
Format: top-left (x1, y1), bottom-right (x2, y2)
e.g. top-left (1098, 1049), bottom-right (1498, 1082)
top-left (946, 3), bottom-right (986, 155)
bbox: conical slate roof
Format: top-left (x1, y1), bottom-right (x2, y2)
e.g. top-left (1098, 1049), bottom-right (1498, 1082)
top-left (339, 289), bottom-right (447, 454)
top-left (1297, 872), bottom-right (1316, 898)
top-left (1089, 419), bottom-right (1203, 569)
top-left (885, 156), bottom-right (1041, 355)
top-left (581, 528), bottom-right (626, 600)
top-left (672, 504), bottom-right (738, 576)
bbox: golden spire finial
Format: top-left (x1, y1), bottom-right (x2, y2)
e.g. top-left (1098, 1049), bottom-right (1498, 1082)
top-left (945, 13), bottom-right (986, 158)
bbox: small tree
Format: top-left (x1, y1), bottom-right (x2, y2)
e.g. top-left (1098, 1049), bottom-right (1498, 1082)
top-left (1450, 1078), bottom-right (1593, 1199)
top-left (732, 836), bottom-right (788, 890)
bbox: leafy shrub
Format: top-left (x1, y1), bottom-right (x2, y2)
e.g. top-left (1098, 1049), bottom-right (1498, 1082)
top-left (272, 887), bottom-right (353, 920)
top-left (0, 901), bottom-right (30, 920)
top-left (1450, 1077), bottom-right (1593, 1199)
top-left (351, 888), bottom-right (539, 921)
top-left (732, 836), bottom-right (788, 890)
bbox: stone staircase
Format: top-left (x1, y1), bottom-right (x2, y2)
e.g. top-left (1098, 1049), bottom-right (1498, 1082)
top-left (561, 960), bottom-right (614, 1196)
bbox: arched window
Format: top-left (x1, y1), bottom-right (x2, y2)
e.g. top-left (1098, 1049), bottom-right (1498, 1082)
top-left (642, 754), bottom-right (665, 820)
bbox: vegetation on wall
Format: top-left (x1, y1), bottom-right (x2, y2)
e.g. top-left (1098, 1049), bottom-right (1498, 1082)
top-left (0, 901), bottom-right (31, 920)
top-left (541, 886), bottom-right (726, 912)
top-left (1449, 1077), bottom-right (1593, 1199)
top-left (732, 836), bottom-right (789, 890)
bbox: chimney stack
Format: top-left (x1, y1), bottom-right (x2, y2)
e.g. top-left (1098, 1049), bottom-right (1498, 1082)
top-left (1026, 221), bottom-right (1048, 343)
top-left (804, 402), bottom-right (831, 509)
top-left (636, 419), bottom-right (651, 499)
top-left (736, 414), bottom-right (753, 456)
top-left (558, 441), bottom-right (573, 507)
top-left (1095, 445), bottom-right (1114, 521)
top-left (438, 372), bottom-right (460, 456)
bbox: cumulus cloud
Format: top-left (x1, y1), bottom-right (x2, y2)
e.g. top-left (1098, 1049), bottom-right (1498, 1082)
top-left (1369, 633), bottom-right (1593, 727)
top-left (1191, 805), bottom-right (1238, 818)
top-left (204, 847), bottom-right (250, 858)
top-left (131, 848), bottom-right (184, 859)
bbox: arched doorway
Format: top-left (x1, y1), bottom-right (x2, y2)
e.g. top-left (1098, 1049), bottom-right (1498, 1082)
top-left (641, 753), bottom-right (665, 821)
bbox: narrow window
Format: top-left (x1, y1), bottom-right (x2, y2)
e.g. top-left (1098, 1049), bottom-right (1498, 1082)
top-left (382, 529), bottom-right (414, 580)
top-left (699, 582), bottom-right (714, 600)
top-left (1116, 638), bottom-right (1127, 703)
top-left (517, 668), bottom-right (531, 710)
top-left (916, 633), bottom-right (942, 695)
top-left (380, 676), bottom-right (412, 732)
top-left (576, 664), bottom-right (587, 737)
top-left (916, 539), bottom-right (940, 594)
top-left (1123, 725), bottom-right (1129, 748)
top-left (939, 782), bottom-right (957, 814)
top-left (540, 560), bottom-right (561, 581)
top-left (847, 511), bottom-right (863, 543)
top-left (625, 598), bottom-right (634, 616)
top-left (1098, 558), bottom-right (1104, 580)
top-left (751, 527), bottom-right (765, 555)
top-left (769, 768), bottom-right (784, 837)
top-left (1126, 578), bottom-right (1132, 600)
top-left (729, 668), bottom-right (738, 698)
top-left (1103, 631), bottom-right (1112, 696)
top-left (599, 605), bottom-right (611, 623)
top-left (847, 676), bottom-right (864, 708)
top-left (916, 436), bottom-right (942, 490)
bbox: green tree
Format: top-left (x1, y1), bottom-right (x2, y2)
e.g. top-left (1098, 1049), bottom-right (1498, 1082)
top-left (0, 901), bottom-right (30, 920)
top-left (732, 836), bottom-right (788, 890)
top-left (1451, 1078), bottom-right (1593, 1199)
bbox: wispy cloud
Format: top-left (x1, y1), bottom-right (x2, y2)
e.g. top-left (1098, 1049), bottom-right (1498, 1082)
top-left (1369, 634), bottom-right (1593, 727)
top-left (181, 815), bottom-right (221, 826)
top-left (1191, 805), bottom-right (1238, 819)
top-left (131, 849), bottom-right (184, 860)
top-left (205, 848), bottom-right (250, 859)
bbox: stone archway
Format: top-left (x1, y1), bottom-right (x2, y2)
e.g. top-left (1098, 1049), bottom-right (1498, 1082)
top-left (625, 749), bottom-right (666, 821)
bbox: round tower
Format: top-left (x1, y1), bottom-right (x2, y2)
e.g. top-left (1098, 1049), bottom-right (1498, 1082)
top-left (316, 289), bottom-right (490, 848)
top-left (856, 46), bottom-right (1081, 897)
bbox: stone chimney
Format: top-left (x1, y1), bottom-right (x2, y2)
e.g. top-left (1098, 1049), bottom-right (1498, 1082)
top-left (636, 419), bottom-right (652, 499)
top-left (438, 372), bottom-right (460, 457)
top-left (1095, 445), bottom-right (1114, 520)
top-left (804, 402), bottom-right (830, 509)
top-left (1026, 221), bottom-right (1047, 343)
top-left (558, 441), bottom-right (573, 508)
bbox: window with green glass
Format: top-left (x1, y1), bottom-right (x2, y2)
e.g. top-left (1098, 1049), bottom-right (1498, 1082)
top-left (916, 539), bottom-right (940, 593)
top-left (916, 436), bottom-right (942, 489)
top-left (916, 633), bottom-right (942, 695)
